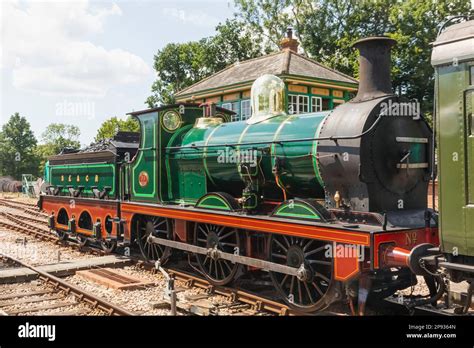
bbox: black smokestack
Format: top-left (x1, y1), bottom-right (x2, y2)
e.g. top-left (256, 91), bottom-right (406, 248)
top-left (352, 36), bottom-right (396, 102)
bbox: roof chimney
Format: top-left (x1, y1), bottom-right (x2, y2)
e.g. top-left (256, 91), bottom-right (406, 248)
top-left (280, 27), bottom-right (299, 53)
top-left (352, 36), bottom-right (396, 102)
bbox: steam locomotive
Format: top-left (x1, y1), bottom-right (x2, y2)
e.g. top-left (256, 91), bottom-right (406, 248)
top-left (38, 19), bottom-right (474, 313)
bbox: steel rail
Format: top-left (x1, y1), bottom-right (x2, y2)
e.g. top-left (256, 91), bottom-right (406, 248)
top-left (0, 212), bottom-right (50, 234)
top-left (0, 216), bottom-right (104, 256)
top-left (0, 251), bottom-right (135, 316)
top-left (0, 220), bottom-right (57, 242)
top-left (0, 198), bottom-right (38, 209)
top-left (0, 200), bottom-right (339, 316)
top-left (133, 260), bottom-right (309, 316)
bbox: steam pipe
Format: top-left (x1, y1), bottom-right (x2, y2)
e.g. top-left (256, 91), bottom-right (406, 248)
top-left (381, 243), bottom-right (436, 276)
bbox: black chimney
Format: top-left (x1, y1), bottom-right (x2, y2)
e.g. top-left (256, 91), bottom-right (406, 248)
top-left (352, 36), bottom-right (396, 102)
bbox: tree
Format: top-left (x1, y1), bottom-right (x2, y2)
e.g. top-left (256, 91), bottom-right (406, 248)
top-left (0, 113), bottom-right (40, 179)
top-left (146, 19), bottom-right (264, 107)
top-left (234, 0), bottom-right (293, 51)
top-left (234, 0), bottom-right (472, 117)
top-left (205, 19), bottom-right (267, 72)
top-left (146, 40), bottom-right (209, 106)
top-left (95, 116), bottom-right (139, 142)
top-left (41, 123), bottom-right (81, 154)
top-left (35, 123), bottom-right (81, 175)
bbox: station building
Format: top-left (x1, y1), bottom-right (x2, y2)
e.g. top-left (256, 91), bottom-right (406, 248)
top-left (175, 30), bottom-right (358, 121)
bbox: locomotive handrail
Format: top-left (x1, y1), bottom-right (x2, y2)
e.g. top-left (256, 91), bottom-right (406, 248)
top-left (165, 112), bottom-right (384, 151)
top-left (436, 15), bottom-right (469, 38)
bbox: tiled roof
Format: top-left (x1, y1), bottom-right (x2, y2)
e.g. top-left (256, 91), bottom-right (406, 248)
top-left (175, 50), bottom-right (357, 97)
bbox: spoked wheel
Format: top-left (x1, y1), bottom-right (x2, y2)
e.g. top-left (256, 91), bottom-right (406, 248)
top-left (136, 216), bottom-right (172, 263)
top-left (101, 239), bottom-right (117, 254)
top-left (76, 234), bottom-right (88, 247)
top-left (56, 229), bottom-right (68, 241)
top-left (194, 223), bottom-right (240, 286)
top-left (268, 234), bottom-right (334, 312)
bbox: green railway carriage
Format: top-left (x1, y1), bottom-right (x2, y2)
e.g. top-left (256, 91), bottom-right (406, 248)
top-left (432, 19), bottom-right (474, 274)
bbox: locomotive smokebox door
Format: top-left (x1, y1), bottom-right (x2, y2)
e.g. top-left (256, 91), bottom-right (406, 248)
top-left (317, 36), bottom-right (432, 213)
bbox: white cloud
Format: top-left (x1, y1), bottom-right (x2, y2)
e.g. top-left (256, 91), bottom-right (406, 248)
top-left (162, 7), bottom-right (219, 28)
top-left (0, 0), bottom-right (150, 97)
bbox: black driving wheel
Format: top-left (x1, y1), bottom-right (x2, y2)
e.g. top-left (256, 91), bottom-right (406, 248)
top-left (194, 223), bottom-right (240, 286)
top-left (268, 234), bottom-right (334, 312)
top-left (136, 216), bottom-right (172, 263)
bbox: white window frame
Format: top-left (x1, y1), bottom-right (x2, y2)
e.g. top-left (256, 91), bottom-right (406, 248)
top-left (311, 96), bottom-right (322, 112)
top-left (241, 99), bottom-right (251, 121)
top-left (221, 101), bottom-right (240, 121)
top-left (221, 102), bottom-right (232, 110)
top-left (288, 94), bottom-right (309, 114)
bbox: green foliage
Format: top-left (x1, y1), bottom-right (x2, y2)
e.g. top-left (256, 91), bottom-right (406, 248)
top-left (233, 0), bottom-right (293, 51)
top-left (234, 0), bottom-right (471, 116)
top-left (41, 123), bottom-right (81, 154)
top-left (0, 113), bottom-right (40, 179)
top-left (35, 123), bottom-right (81, 175)
top-left (146, 19), bottom-right (264, 107)
top-left (95, 116), bottom-right (139, 142)
top-left (147, 40), bottom-right (210, 106)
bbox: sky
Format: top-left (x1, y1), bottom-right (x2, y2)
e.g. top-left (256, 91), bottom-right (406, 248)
top-left (0, 0), bottom-right (235, 145)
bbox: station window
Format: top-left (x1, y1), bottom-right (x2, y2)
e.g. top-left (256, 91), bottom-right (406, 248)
top-left (311, 97), bottom-right (322, 112)
top-left (471, 66), bottom-right (474, 86)
top-left (241, 99), bottom-right (251, 121)
top-left (221, 101), bottom-right (240, 121)
top-left (322, 98), bottom-right (331, 111)
top-left (288, 94), bottom-right (309, 114)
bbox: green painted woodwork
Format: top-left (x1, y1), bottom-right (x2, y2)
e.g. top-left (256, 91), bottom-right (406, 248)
top-left (128, 105), bottom-right (234, 205)
top-left (195, 194), bottom-right (231, 211)
top-left (467, 88), bottom-right (474, 205)
top-left (131, 112), bottom-right (158, 201)
top-left (274, 202), bottom-right (321, 220)
top-left (162, 107), bottom-right (210, 203)
top-left (435, 61), bottom-right (474, 256)
top-left (49, 163), bottom-right (116, 196)
top-left (216, 84), bottom-right (349, 121)
top-left (43, 161), bottom-right (50, 183)
top-left (176, 74), bottom-right (357, 102)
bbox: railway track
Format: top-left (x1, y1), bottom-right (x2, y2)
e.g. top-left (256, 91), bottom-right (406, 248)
top-left (0, 252), bottom-right (134, 316)
top-left (4, 197), bottom-right (464, 316)
top-left (0, 199), bottom-right (321, 316)
top-left (134, 259), bottom-right (333, 316)
top-left (0, 198), bottom-right (38, 209)
top-left (0, 198), bottom-right (39, 211)
top-left (0, 211), bottom-right (105, 256)
top-left (0, 198), bottom-right (461, 317)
